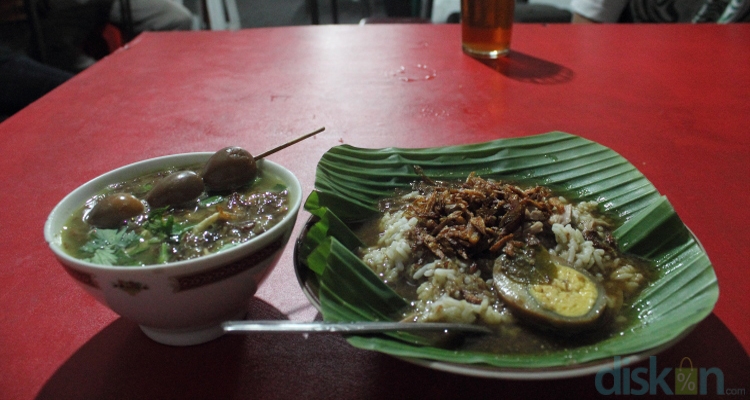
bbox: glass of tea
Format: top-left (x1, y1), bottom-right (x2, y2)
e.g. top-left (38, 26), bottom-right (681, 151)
top-left (461, 0), bottom-right (515, 58)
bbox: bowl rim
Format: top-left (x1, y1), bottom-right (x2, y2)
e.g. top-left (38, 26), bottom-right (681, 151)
top-left (44, 152), bottom-right (302, 272)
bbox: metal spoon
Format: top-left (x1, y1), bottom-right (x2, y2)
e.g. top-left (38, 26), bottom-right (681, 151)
top-left (222, 320), bottom-right (492, 335)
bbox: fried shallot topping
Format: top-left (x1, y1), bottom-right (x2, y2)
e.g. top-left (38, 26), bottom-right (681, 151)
top-left (403, 173), bottom-right (564, 261)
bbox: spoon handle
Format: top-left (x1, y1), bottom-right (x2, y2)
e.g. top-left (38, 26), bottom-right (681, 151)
top-left (222, 320), bottom-right (492, 335)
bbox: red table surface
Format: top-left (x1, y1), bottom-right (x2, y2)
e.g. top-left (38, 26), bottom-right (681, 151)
top-left (1, 24), bottom-right (748, 399)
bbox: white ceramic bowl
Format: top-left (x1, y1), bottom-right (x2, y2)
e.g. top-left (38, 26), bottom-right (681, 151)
top-left (44, 153), bottom-right (302, 346)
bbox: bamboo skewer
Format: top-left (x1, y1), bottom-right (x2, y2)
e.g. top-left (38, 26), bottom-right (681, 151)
top-left (254, 127), bottom-right (326, 160)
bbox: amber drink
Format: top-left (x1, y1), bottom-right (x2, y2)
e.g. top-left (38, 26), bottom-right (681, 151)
top-left (461, 0), bottom-right (515, 58)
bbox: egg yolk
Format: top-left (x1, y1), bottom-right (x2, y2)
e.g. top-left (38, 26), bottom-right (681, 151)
top-left (529, 264), bottom-right (597, 317)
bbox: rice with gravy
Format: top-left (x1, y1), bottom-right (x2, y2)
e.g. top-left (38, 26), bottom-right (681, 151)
top-left (359, 178), bottom-right (647, 326)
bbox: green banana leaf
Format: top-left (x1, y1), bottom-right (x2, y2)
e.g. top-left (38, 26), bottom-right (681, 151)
top-left (297, 131), bottom-right (718, 372)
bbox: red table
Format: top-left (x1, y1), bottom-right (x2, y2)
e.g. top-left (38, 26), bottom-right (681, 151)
top-left (1, 24), bottom-right (748, 399)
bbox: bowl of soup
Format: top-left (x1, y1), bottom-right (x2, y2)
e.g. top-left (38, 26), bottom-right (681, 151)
top-left (44, 151), bottom-right (302, 346)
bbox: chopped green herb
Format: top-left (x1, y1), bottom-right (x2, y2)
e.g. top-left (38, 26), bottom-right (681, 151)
top-left (89, 248), bottom-right (119, 266)
top-left (199, 195), bottom-right (224, 207)
top-left (80, 228), bottom-right (143, 266)
top-left (171, 222), bottom-right (197, 236)
top-left (158, 242), bottom-right (170, 264)
top-left (80, 228), bottom-right (141, 253)
top-left (144, 207), bottom-right (175, 237)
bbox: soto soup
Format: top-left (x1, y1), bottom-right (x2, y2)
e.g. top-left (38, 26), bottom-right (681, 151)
top-left (60, 148), bottom-right (291, 266)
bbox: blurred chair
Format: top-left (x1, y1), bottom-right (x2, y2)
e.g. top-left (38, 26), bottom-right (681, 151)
top-left (201, 0), bottom-right (241, 30)
top-left (118, 0), bottom-right (134, 40)
top-left (332, 0), bottom-right (371, 23)
top-left (307, 0), bottom-right (320, 24)
top-left (360, 0), bottom-right (432, 23)
top-left (308, 0), bottom-right (372, 24)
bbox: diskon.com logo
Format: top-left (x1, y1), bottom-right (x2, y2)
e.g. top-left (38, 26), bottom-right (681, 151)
top-left (595, 356), bottom-right (744, 395)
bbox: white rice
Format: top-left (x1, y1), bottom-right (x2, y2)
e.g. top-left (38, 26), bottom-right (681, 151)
top-left (359, 199), bottom-right (642, 324)
top-left (549, 223), bottom-right (608, 271)
top-left (413, 294), bottom-right (513, 325)
top-left (361, 210), bottom-right (417, 282)
top-left (413, 260), bottom-right (513, 325)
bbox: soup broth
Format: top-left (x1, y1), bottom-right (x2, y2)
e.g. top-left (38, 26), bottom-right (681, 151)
top-left (61, 163), bottom-right (290, 266)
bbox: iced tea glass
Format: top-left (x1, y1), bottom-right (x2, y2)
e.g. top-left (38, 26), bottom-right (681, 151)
top-left (461, 0), bottom-right (515, 59)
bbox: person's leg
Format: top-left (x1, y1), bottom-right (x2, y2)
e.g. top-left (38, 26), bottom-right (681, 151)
top-left (0, 47), bottom-right (73, 117)
top-left (42, 0), bottom-right (114, 72)
top-left (110, 0), bottom-right (193, 32)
